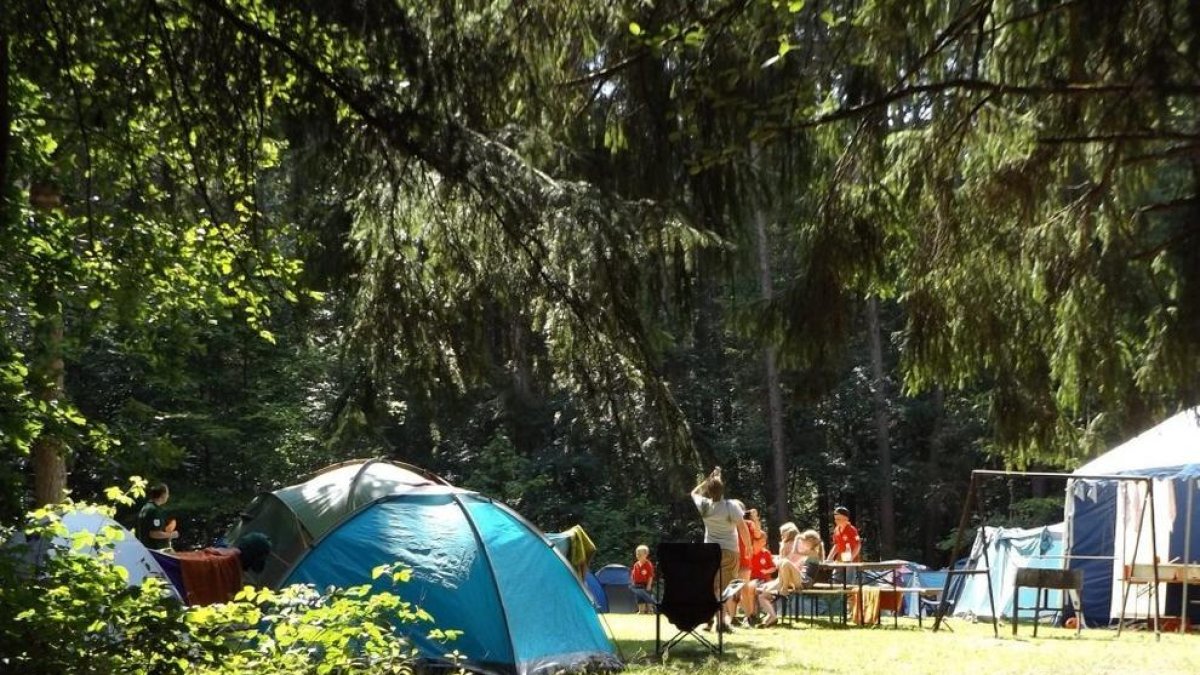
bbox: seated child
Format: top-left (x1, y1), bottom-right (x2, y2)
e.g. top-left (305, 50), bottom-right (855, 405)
top-left (748, 529), bottom-right (779, 627)
top-left (797, 529), bottom-right (826, 585)
top-left (630, 544), bottom-right (656, 613)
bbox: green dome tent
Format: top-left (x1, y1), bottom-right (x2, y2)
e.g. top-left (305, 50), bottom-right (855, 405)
top-left (226, 458), bottom-right (449, 588)
top-left (227, 459), bottom-right (621, 675)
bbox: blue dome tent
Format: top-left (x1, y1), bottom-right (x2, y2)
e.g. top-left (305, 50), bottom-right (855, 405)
top-left (231, 460), bottom-right (621, 675)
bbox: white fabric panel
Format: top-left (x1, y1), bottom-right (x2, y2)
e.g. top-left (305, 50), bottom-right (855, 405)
top-left (1077, 408), bottom-right (1200, 475)
top-left (1110, 480), bottom-right (1176, 618)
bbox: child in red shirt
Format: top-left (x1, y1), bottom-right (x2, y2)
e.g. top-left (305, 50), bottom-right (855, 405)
top-left (630, 544), bottom-right (656, 614)
top-left (748, 531), bottom-right (779, 626)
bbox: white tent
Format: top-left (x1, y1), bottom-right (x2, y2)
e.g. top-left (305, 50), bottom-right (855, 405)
top-left (13, 508), bottom-right (181, 601)
top-left (1066, 407), bottom-right (1200, 625)
top-left (1075, 408), bottom-right (1200, 475)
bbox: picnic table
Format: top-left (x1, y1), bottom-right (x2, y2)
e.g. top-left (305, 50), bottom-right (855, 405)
top-left (820, 559), bottom-right (910, 627)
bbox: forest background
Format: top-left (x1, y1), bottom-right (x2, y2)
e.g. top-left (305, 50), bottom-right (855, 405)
top-left (3, 0), bottom-right (1199, 569)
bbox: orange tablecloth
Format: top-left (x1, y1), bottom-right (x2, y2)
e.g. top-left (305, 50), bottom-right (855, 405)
top-left (850, 587), bottom-right (903, 625)
top-left (175, 548), bottom-right (242, 606)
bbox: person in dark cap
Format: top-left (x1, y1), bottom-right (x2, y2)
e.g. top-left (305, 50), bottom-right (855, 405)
top-left (826, 506), bottom-right (861, 562)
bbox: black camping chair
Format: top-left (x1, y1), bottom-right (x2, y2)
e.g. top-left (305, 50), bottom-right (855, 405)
top-left (655, 542), bottom-right (723, 656)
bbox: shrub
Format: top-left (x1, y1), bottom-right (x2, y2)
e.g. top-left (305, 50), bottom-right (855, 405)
top-left (0, 485), bottom-right (451, 674)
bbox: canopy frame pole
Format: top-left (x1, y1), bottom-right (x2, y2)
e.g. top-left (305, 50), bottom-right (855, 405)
top-left (937, 470), bottom-right (1159, 638)
top-left (1184, 478), bottom-right (1195, 634)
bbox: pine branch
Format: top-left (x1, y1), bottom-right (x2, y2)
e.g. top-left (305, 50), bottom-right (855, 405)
top-left (794, 79), bottom-right (1200, 129)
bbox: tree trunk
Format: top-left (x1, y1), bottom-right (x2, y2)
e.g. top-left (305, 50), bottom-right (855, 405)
top-left (752, 186), bottom-right (789, 533)
top-left (866, 295), bottom-right (895, 557)
top-left (31, 273), bottom-right (68, 506)
top-left (0, 24), bottom-right (10, 211)
top-left (922, 386), bottom-right (945, 563)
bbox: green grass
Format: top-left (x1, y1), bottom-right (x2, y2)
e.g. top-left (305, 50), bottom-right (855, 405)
top-left (602, 613), bottom-right (1200, 675)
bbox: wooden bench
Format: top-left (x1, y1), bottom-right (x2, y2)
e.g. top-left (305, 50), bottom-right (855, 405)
top-left (779, 583), bottom-right (855, 624)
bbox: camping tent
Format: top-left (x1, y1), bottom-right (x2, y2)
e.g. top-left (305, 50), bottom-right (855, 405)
top-left (1066, 408), bottom-right (1200, 626)
top-left (953, 523), bottom-right (1066, 620)
top-left (231, 460), bottom-right (620, 675)
top-left (226, 458), bottom-right (448, 588)
top-left (545, 527), bottom-right (605, 611)
top-left (595, 564), bottom-right (636, 614)
top-left (8, 508), bottom-right (181, 602)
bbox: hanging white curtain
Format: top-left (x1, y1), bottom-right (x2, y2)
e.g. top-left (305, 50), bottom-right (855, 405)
top-left (1111, 479), bottom-right (1176, 619)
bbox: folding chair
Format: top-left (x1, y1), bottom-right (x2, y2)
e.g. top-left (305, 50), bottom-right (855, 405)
top-left (655, 542), bottom-right (723, 656)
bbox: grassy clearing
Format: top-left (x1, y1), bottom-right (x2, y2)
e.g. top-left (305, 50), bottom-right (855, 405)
top-left (602, 613), bottom-right (1200, 675)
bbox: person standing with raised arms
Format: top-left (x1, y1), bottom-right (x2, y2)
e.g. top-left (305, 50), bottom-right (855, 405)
top-left (690, 466), bottom-right (750, 632)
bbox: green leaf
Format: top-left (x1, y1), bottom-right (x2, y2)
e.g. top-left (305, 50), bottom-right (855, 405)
top-left (629, 22), bottom-right (642, 36)
top-left (788, 0), bottom-right (805, 12)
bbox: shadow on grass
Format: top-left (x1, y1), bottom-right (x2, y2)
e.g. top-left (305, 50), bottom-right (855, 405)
top-left (612, 617), bottom-right (861, 668)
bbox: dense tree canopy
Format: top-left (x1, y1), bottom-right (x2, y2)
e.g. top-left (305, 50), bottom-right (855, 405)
top-left (3, 0), bottom-right (1199, 565)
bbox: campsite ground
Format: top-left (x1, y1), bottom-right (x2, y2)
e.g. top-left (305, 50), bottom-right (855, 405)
top-left (605, 613), bottom-right (1200, 674)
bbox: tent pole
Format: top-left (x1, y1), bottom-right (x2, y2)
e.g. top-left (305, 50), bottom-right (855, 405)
top-left (1185, 478), bottom-right (1195, 635)
top-left (1063, 481), bottom-right (1078, 623)
top-left (1117, 482), bottom-right (1134, 636)
top-left (981, 525), bottom-right (998, 637)
top-left (1148, 478), bottom-right (1161, 641)
top-left (451, 494), bottom-right (522, 667)
top-left (934, 471), bottom-right (978, 633)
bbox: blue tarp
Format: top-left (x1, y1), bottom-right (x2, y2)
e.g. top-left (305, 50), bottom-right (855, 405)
top-left (955, 524), bottom-right (1066, 620)
top-left (902, 569), bottom-right (947, 618)
top-left (285, 489), bottom-right (620, 675)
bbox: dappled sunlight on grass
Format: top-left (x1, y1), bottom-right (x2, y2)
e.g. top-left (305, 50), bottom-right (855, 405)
top-left (602, 612), bottom-right (1200, 675)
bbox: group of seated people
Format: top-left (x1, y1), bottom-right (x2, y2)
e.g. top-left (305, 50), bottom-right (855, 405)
top-left (633, 491), bottom-right (863, 630)
top-left (743, 504), bottom-right (863, 627)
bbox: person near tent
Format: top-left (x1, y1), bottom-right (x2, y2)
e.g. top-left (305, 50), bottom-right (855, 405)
top-left (630, 544), bottom-right (656, 614)
top-left (691, 466), bottom-right (750, 632)
top-left (827, 506), bottom-right (861, 562)
top-left (136, 483), bottom-right (179, 551)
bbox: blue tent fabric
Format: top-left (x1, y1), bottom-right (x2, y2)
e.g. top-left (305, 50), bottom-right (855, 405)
top-left (1067, 480), bottom-right (1119, 626)
top-left (955, 524), bottom-right (1066, 620)
top-left (595, 564), bottom-right (636, 614)
top-left (1067, 470), bottom-right (1200, 627)
top-left (285, 489), bottom-right (620, 675)
top-left (595, 564), bottom-right (630, 586)
top-left (902, 569), bottom-right (947, 618)
top-left (585, 571), bottom-right (607, 612)
top-left (1066, 406), bottom-right (1200, 629)
top-left (546, 529), bottom-right (606, 611)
